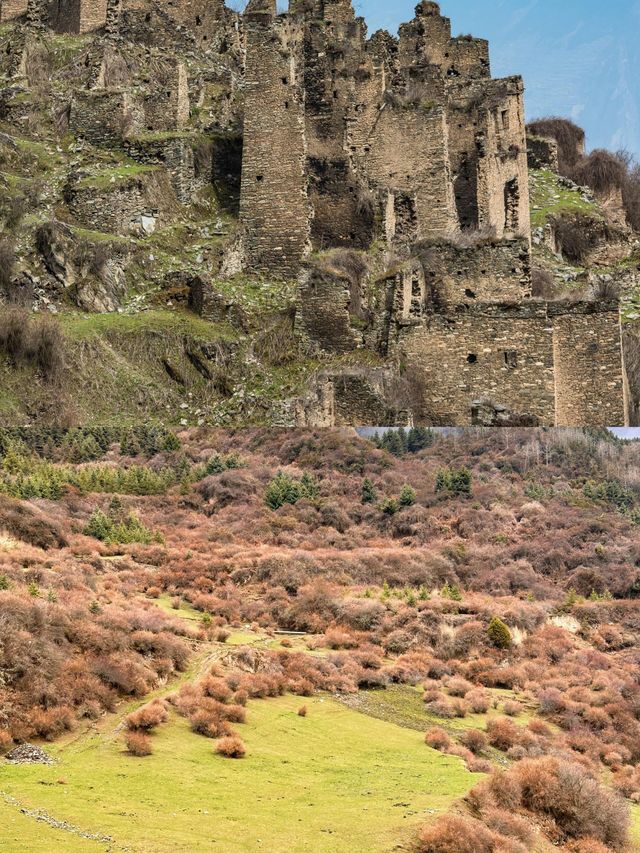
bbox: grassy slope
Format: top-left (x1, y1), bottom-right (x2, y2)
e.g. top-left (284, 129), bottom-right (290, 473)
top-left (0, 695), bottom-right (481, 853)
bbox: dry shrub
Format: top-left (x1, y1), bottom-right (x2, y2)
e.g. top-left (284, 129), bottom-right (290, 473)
top-left (446, 676), bottom-right (473, 697)
top-left (0, 729), bottom-right (13, 753)
top-left (467, 690), bottom-right (491, 714)
top-left (515, 757), bottom-right (629, 848)
top-left (297, 705), bottom-right (307, 717)
top-left (414, 814), bottom-right (500, 853)
top-left (0, 238), bottom-right (15, 294)
top-left (503, 700), bottom-right (522, 717)
top-left (0, 496), bottom-right (67, 550)
top-left (190, 709), bottom-right (232, 739)
top-left (483, 808), bottom-right (534, 846)
top-left (460, 729), bottom-right (487, 755)
top-left (486, 717), bottom-right (520, 751)
top-left (126, 700), bottom-right (168, 731)
top-left (572, 150), bottom-right (627, 193)
top-left (216, 734), bottom-right (246, 758)
top-left (551, 212), bottom-right (601, 264)
top-left (622, 159), bottom-right (640, 230)
top-left (466, 756), bottom-right (492, 774)
top-left (323, 628), bottom-right (358, 650)
top-left (125, 730), bottom-right (152, 757)
top-left (0, 307), bottom-right (64, 381)
top-left (425, 727), bottom-right (451, 752)
top-left (527, 117), bottom-right (585, 173)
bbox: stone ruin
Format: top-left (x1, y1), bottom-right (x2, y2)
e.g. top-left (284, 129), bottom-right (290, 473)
top-left (0, 0), bottom-right (629, 426)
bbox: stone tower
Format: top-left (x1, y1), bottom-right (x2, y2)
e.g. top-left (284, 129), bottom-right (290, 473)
top-left (239, 0), bottom-right (531, 276)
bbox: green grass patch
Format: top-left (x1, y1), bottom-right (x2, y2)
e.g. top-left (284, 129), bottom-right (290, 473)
top-left (76, 165), bottom-right (158, 191)
top-left (631, 803), bottom-right (640, 846)
top-left (340, 684), bottom-right (533, 736)
top-left (0, 694), bottom-right (482, 852)
top-left (58, 309), bottom-right (236, 343)
top-left (153, 594), bottom-right (203, 624)
top-left (529, 168), bottom-right (599, 228)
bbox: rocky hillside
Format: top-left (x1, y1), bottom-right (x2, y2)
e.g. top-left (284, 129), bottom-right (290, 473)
top-left (0, 17), bottom-right (638, 426)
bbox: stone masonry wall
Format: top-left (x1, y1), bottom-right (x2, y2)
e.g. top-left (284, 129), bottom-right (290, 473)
top-left (418, 237), bottom-right (531, 309)
top-left (395, 305), bottom-right (556, 426)
top-left (64, 169), bottom-right (177, 236)
top-left (365, 105), bottom-right (459, 241)
top-left (52, 0), bottom-right (108, 33)
top-left (240, 13), bottom-right (310, 275)
top-left (552, 303), bottom-right (626, 427)
top-left (0, 0), bottom-right (28, 21)
top-left (70, 89), bottom-right (144, 146)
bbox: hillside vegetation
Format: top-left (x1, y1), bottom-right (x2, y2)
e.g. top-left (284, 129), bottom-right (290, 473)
top-left (0, 427), bottom-right (639, 851)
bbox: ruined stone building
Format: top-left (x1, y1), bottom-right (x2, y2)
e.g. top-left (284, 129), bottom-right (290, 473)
top-left (1, 0), bottom-right (628, 426)
top-left (239, 0), bottom-right (625, 426)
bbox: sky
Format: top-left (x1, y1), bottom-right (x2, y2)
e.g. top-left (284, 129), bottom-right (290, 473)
top-left (236, 0), bottom-right (639, 158)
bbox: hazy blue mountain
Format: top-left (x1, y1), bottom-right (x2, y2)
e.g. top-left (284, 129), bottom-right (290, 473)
top-left (357, 0), bottom-right (639, 158)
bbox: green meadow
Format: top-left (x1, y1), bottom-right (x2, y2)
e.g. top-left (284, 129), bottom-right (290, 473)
top-left (0, 694), bottom-right (482, 853)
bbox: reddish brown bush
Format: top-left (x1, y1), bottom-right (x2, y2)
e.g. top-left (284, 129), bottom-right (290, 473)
top-left (298, 705), bottom-right (307, 717)
top-left (125, 730), bottom-right (152, 757)
top-left (414, 814), bottom-right (500, 853)
top-left (514, 757), bottom-right (630, 847)
top-left (460, 729), bottom-right (487, 755)
top-left (486, 717), bottom-right (520, 752)
top-left (503, 700), bottom-right (522, 717)
top-left (0, 729), bottom-right (13, 753)
top-left (126, 700), bottom-right (168, 731)
top-left (216, 734), bottom-right (246, 758)
top-left (425, 727), bottom-right (451, 752)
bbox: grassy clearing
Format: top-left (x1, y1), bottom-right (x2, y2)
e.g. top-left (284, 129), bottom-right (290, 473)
top-left (340, 684), bottom-right (533, 737)
top-left (76, 165), bottom-right (159, 190)
top-left (0, 694), bottom-right (482, 853)
top-left (529, 169), bottom-right (599, 228)
top-left (0, 797), bottom-right (105, 853)
top-left (631, 804), bottom-right (640, 846)
top-left (58, 309), bottom-right (235, 343)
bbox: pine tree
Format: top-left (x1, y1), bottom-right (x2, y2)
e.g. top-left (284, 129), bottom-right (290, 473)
top-left (361, 478), bottom-right (377, 504)
top-left (399, 484), bottom-right (416, 507)
top-left (487, 616), bottom-right (512, 649)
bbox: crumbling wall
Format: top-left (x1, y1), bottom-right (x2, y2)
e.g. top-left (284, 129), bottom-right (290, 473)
top-left (0, 0), bottom-right (28, 21)
top-left (364, 105), bottom-right (459, 242)
top-left (394, 304), bottom-right (556, 425)
top-left (416, 237), bottom-right (531, 309)
top-left (64, 168), bottom-right (178, 236)
top-left (51, 0), bottom-right (108, 33)
top-left (552, 302), bottom-right (626, 426)
top-left (69, 89), bottom-right (144, 145)
top-left (142, 61), bottom-right (189, 132)
top-left (124, 135), bottom-right (198, 205)
top-left (296, 263), bottom-right (364, 353)
top-left (240, 11), bottom-right (310, 275)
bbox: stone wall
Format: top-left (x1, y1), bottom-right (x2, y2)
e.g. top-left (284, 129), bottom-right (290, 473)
top-left (527, 135), bottom-right (559, 171)
top-left (240, 13), bottom-right (310, 275)
top-left (70, 89), bottom-right (144, 146)
top-left (296, 264), bottom-right (364, 353)
top-left (552, 302), bottom-right (626, 426)
top-left (124, 134), bottom-right (198, 204)
top-left (52, 0), bottom-right (108, 33)
top-left (416, 237), bottom-right (531, 309)
top-left (0, 0), bottom-right (27, 21)
top-left (395, 304), bottom-right (556, 425)
top-left (142, 61), bottom-right (190, 132)
top-left (64, 168), bottom-right (177, 236)
top-left (363, 104), bottom-right (459, 242)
